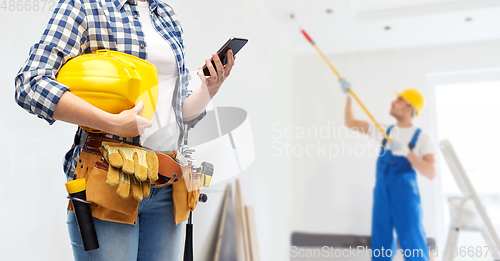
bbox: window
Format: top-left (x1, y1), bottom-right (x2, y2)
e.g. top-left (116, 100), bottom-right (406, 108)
top-left (435, 80), bottom-right (500, 259)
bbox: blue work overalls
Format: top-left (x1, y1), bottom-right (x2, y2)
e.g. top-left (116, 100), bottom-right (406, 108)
top-left (371, 125), bottom-right (429, 261)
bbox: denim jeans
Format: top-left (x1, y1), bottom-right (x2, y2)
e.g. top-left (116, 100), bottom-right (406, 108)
top-left (67, 185), bottom-right (182, 261)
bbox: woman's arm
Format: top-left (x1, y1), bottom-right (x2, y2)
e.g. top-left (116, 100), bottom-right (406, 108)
top-left (53, 91), bottom-right (151, 137)
top-left (15, 0), bottom-right (151, 137)
top-left (183, 50), bottom-right (235, 122)
top-left (14, 0), bottom-right (87, 125)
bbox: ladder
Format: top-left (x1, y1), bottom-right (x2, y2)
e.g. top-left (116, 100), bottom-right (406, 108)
top-left (439, 139), bottom-right (500, 261)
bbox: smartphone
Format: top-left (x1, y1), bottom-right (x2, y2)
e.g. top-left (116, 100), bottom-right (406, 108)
top-left (203, 37), bottom-right (248, 76)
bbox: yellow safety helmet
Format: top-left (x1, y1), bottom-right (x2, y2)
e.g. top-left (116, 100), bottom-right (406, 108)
top-left (394, 88), bottom-right (425, 116)
top-left (56, 49), bottom-right (159, 125)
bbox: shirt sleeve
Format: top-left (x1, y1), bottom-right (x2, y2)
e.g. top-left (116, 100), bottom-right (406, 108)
top-left (415, 131), bottom-right (436, 158)
top-left (163, 3), bottom-right (207, 131)
top-left (14, 0), bottom-right (87, 125)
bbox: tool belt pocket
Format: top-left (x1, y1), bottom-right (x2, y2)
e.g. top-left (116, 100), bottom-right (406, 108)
top-left (86, 160), bottom-right (139, 215)
top-left (69, 150), bottom-right (139, 225)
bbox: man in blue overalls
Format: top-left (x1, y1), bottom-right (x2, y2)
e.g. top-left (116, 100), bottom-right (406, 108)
top-left (341, 80), bottom-right (437, 261)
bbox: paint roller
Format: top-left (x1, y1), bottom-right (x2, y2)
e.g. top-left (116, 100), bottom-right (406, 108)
top-left (291, 14), bottom-right (391, 142)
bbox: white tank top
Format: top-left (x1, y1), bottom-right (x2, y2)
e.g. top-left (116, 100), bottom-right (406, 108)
top-left (136, 0), bottom-right (180, 151)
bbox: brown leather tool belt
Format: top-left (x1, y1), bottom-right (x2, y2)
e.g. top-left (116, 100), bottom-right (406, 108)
top-left (79, 130), bottom-right (183, 188)
top-left (68, 129), bottom-right (187, 225)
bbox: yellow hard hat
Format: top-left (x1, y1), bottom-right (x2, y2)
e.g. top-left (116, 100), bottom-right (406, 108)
top-left (56, 49), bottom-right (159, 122)
top-left (395, 88), bottom-right (425, 116)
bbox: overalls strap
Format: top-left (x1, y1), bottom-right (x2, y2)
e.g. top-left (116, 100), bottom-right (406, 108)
top-left (381, 125), bottom-right (395, 147)
top-left (409, 128), bottom-right (422, 150)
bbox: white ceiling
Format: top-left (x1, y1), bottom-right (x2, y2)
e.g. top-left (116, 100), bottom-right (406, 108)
top-left (353, 0), bottom-right (463, 12)
top-left (265, 0), bottom-right (500, 54)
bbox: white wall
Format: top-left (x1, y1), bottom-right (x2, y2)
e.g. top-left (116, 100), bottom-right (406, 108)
top-left (3, 0), bottom-right (500, 260)
top-left (1, 7), bottom-right (78, 261)
top-left (0, 0), bottom-right (294, 260)
top-left (172, 0), bottom-right (295, 260)
top-left (289, 38), bottom-right (500, 253)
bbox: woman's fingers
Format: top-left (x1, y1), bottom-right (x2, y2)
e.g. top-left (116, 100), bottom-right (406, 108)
top-left (135, 114), bottom-right (152, 135)
top-left (212, 53), bottom-right (224, 78)
top-left (202, 50), bottom-right (236, 94)
top-left (205, 58), bottom-right (217, 81)
top-left (132, 101), bottom-right (151, 135)
top-left (224, 50), bottom-right (235, 77)
top-left (197, 67), bottom-right (208, 85)
top-left (134, 101), bottom-right (145, 114)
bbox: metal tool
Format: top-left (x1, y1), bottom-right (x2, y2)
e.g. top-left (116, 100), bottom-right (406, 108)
top-left (182, 124), bottom-right (212, 261)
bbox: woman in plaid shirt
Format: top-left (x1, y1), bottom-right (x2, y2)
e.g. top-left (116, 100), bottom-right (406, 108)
top-left (14, 0), bottom-right (235, 259)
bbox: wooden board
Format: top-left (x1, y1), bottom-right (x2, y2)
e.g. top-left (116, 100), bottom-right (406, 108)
top-left (245, 206), bottom-right (260, 261)
top-left (214, 183), bottom-right (238, 261)
top-left (235, 179), bottom-right (250, 261)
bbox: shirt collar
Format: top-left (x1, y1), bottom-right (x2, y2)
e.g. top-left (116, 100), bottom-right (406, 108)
top-left (114, 0), bottom-right (159, 12)
top-left (113, 0), bottom-right (136, 10)
top-left (148, 0), bottom-right (158, 13)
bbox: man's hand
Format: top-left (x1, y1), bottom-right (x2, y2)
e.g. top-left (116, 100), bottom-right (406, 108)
top-left (407, 152), bottom-right (436, 180)
top-left (198, 49), bottom-right (236, 99)
top-left (339, 78), bottom-right (351, 96)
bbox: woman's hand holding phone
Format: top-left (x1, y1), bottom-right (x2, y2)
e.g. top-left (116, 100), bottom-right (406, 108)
top-left (197, 49), bottom-right (236, 99)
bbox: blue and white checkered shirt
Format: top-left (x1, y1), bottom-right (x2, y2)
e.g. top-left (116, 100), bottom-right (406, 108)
top-left (14, 0), bottom-right (206, 178)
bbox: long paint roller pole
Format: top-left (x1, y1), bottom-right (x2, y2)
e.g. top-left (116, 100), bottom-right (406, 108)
top-left (292, 15), bottom-right (392, 142)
